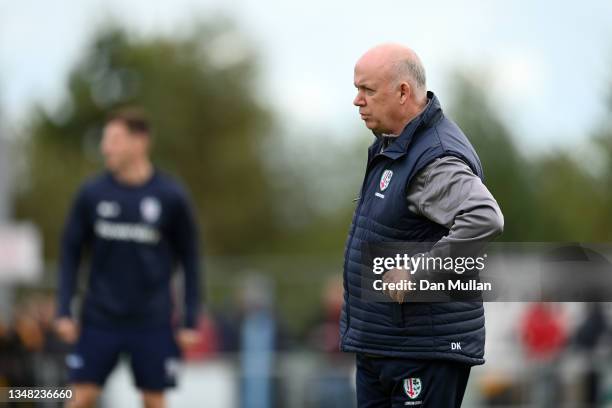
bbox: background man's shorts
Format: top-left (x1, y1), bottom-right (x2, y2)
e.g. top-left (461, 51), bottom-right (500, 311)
top-left (356, 353), bottom-right (471, 408)
top-left (66, 325), bottom-right (181, 391)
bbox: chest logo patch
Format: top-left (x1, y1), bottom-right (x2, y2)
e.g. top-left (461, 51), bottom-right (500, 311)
top-left (97, 201), bottom-right (120, 218)
top-left (140, 196), bottom-right (161, 223)
top-left (379, 169), bottom-right (393, 191)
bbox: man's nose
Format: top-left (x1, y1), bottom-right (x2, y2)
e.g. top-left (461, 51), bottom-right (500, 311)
top-left (353, 93), bottom-right (364, 106)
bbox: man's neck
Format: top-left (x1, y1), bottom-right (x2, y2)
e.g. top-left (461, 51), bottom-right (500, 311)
top-left (380, 134), bottom-right (396, 153)
top-left (114, 160), bottom-right (154, 186)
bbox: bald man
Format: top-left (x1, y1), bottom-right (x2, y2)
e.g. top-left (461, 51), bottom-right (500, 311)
top-left (340, 44), bottom-right (504, 407)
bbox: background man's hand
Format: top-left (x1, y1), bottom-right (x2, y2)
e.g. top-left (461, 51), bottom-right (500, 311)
top-left (55, 317), bottom-right (79, 344)
top-left (382, 268), bottom-right (412, 304)
top-left (176, 328), bottom-right (201, 351)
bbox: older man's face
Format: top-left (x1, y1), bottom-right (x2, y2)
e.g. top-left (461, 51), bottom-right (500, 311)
top-left (353, 58), bottom-right (399, 135)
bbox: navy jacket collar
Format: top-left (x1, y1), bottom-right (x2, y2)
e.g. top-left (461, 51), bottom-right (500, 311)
top-left (369, 91), bottom-right (443, 161)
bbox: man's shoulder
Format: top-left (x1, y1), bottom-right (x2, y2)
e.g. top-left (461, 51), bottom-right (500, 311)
top-left (152, 170), bottom-right (191, 200)
top-left (430, 114), bottom-right (471, 145)
top-left (425, 114), bottom-right (482, 174)
top-left (78, 172), bottom-right (111, 195)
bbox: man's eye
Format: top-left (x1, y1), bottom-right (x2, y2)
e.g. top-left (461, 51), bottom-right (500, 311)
top-left (366, 89), bottom-right (375, 96)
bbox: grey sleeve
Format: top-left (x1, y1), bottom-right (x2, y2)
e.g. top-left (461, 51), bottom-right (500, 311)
top-left (407, 156), bottom-right (504, 259)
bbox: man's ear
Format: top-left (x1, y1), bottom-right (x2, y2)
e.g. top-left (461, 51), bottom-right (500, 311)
top-left (399, 82), bottom-right (412, 104)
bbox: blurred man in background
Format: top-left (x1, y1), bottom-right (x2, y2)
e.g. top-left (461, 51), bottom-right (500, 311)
top-left (342, 44), bottom-right (503, 407)
top-left (55, 108), bottom-right (202, 408)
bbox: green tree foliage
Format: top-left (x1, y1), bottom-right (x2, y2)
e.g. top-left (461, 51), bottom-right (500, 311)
top-left (261, 130), bottom-right (370, 254)
top-left (526, 83), bottom-right (611, 241)
top-left (13, 21), bottom-right (279, 258)
top-left (447, 72), bottom-right (540, 240)
top-left (587, 85), bottom-right (612, 240)
top-left (531, 152), bottom-right (607, 240)
top-left (448, 71), bottom-right (612, 241)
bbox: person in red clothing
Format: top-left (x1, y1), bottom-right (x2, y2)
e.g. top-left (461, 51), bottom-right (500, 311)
top-left (520, 302), bottom-right (567, 360)
top-left (519, 302), bottom-right (567, 407)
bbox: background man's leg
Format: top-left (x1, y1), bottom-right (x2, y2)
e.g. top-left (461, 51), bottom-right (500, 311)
top-left (142, 390), bottom-right (165, 408)
top-left (66, 383), bottom-right (101, 408)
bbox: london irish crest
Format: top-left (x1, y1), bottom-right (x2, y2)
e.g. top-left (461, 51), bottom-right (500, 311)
top-left (403, 377), bottom-right (422, 399)
top-left (379, 170), bottom-right (393, 191)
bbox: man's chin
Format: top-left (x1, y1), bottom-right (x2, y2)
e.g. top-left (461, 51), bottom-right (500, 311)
top-left (364, 121), bottom-right (378, 132)
top-left (363, 120), bottom-right (381, 132)
top-left (104, 162), bottom-right (120, 173)
top-left (368, 125), bottom-right (384, 136)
